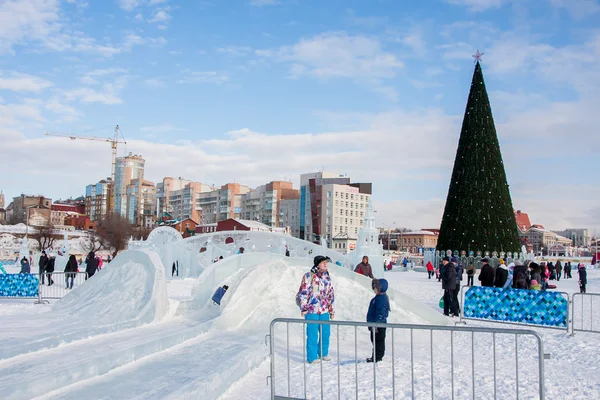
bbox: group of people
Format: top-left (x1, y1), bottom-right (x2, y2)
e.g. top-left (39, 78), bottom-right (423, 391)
top-left (31, 250), bottom-right (105, 287)
top-left (437, 256), bottom-right (590, 314)
top-left (296, 255), bottom-right (391, 364)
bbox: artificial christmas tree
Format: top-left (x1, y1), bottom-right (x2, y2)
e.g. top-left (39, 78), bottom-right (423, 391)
top-left (436, 57), bottom-right (520, 253)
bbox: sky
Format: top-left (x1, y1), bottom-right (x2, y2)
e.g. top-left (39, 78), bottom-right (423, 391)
top-left (0, 0), bottom-right (599, 235)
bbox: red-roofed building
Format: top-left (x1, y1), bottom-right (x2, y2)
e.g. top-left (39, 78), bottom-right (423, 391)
top-left (514, 210), bottom-right (532, 232)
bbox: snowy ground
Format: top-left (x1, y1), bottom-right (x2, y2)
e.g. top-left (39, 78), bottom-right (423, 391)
top-left (1, 256), bottom-right (599, 399)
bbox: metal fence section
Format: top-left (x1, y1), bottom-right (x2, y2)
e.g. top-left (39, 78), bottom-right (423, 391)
top-left (267, 318), bottom-right (545, 400)
top-left (37, 272), bottom-right (88, 303)
top-left (571, 293), bottom-right (600, 335)
top-left (458, 285), bottom-right (570, 332)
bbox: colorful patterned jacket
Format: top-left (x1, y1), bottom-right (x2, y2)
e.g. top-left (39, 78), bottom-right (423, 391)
top-left (298, 270), bottom-right (335, 316)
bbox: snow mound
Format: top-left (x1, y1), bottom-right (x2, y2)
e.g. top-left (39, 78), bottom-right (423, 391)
top-left (54, 249), bottom-right (169, 325)
top-left (0, 249), bottom-right (169, 360)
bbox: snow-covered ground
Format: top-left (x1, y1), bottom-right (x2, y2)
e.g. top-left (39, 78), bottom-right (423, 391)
top-left (0, 254), bottom-right (599, 399)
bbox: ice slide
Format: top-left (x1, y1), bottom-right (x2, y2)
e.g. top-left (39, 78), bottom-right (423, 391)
top-left (0, 252), bottom-right (447, 400)
top-left (36, 256), bottom-right (448, 400)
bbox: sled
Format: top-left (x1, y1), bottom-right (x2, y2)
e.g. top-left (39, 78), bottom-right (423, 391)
top-left (547, 284), bottom-right (557, 289)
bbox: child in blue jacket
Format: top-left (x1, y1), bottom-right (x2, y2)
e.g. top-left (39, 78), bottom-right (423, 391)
top-left (366, 279), bottom-right (390, 363)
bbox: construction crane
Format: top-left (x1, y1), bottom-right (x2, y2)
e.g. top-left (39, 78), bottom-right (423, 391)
top-left (45, 125), bottom-right (126, 213)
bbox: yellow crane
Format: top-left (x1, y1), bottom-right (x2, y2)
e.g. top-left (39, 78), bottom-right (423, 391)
top-left (45, 125), bottom-right (126, 213)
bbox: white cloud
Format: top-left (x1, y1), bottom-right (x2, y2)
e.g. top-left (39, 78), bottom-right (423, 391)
top-left (118, 0), bottom-right (143, 12)
top-left (148, 9), bottom-right (171, 23)
top-left (177, 70), bottom-right (229, 85)
top-left (549, 0), bottom-right (600, 19)
top-left (0, 72), bottom-right (52, 92)
top-left (250, 0), bottom-right (279, 6)
top-left (134, 13), bottom-right (144, 21)
top-left (445, 0), bottom-right (510, 12)
top-left (217, 46), bottom-right (253, 56)
top-left (45, 97), bottom-right (79, 121)
top-left (143, 78), bottom-right (166, 88)
top-left (140, 124), bottom-right (186, 133)
top-left (62, 87), bottom-right (123, 105)
top-left (259, 33), bottom-right (404, 79)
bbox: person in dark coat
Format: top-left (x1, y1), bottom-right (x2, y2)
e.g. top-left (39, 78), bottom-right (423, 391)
top-left (366, 278), bottom-right (390, 363)
top-left (578, 264), bottom-right (587, 293)
top-left (478, 258), bottom-right (495, 287)
top-left (555, 261), bottom-right (562, 282)
top-left (441, 257), bottom-right (458, 316)
top-left (20, 257), bottom-right (31, 274)
top-left (45, 254), bottom-right (56, 286)
top-left (64, 255), bottom-right (78, 289)
top-left (548, 262), bottom-right (556, 280)
top-left (512, 260), bottom-right (529, 289)
top-left (85, 251), bottom-right (99, 279)
top-left (494, 263), bottom-right (509, 288)
top-left (452, 257), bottom-right (463, 315)
top-left (38, 251), bottom-right (48, 284)
top-left (355, 256), bottom-right (375, 279)
top-left (529, 262), bottom-right (542, 284)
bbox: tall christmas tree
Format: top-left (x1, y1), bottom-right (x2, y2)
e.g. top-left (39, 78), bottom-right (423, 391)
top-left (437, 53), bottom-right (520, 253)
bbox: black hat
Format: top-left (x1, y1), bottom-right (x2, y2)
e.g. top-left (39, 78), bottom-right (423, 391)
top-left (482, 257), bottom-right (489, 262)
top-left (442, 256), bottom-right (450, 262)
top-left (313, 255), bottom-right (332, 266)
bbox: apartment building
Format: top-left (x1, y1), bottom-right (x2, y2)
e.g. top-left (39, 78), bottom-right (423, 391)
top-left (167, 182), bottom-right (214, 223)
top-left (11, 194), bottom-right (52, 226)
top-left (552, 229), bottom-right (590, 248)
top-left (85, 179), bottom-right (110, 221)
top-left (114, 153), bottom-right (145, 218)
top-left (241, 181), bottom-right (299, 227)
top-left (196, 183), bottom-right (251, 225)
top-left (126, 179), bottom-right (157, 227)
top-left (280, 198), bottom-right (300, 238)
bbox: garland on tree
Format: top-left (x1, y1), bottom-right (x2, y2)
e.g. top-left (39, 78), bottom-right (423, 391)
top-left (436, 59), bottom-right (520, 253)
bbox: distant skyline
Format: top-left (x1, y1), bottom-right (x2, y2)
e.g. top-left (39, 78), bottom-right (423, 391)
top-left (1, 0), bottom-right (599, 233)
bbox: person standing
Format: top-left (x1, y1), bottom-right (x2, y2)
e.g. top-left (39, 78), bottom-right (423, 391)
top-left (466, 263), bottom-right (475, 286)
top-left (354, 256), bottom-right (374, 279)
top-left (512, 260), bottom-right (529, 289)
top-left (478, 258), bottom-right (495, 287)
top-left (64, 255), bottom-right (78, 289)
top-left (85, 251), bottom-right (99, 279)
top-left (452, 257), bottom-right (463, 316)
top-left (285, 246), bottom-right (290, 257)
top-left (494, 261), bottom-right (509, 288)
top-left (555, 260), bottom-right (562, 282)
top-left (578, 264), bottom-right (587, 293)
top-left (38, 251), bottom-right (48, 284)
top-left (297, 255), bottom-right (335, 364)
top-left (441, 256), bottom-right (458, 317)
top-left (45, 254), bottom-right (56, 286)
top-left (20, 257), bottom-right (30, 274)
top-left (366, 279), bottom-right (390, 363)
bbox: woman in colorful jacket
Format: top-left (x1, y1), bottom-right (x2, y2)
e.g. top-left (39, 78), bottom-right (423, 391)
top-left (297, 255), bottom-right (335, 364)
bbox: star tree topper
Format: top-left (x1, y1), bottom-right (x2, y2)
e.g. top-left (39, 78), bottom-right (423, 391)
top-left (472, 50), bottom-right (484, 63)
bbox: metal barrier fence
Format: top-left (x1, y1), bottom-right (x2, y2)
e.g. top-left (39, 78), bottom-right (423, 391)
top-left (36, 272), bottom-right (88, 303)
top-left (267, 318), bottom-right (545, 400)
top-left (571, 293), bottom-right (600, 335)
top-left (458, 285), bottom-right (570, 332)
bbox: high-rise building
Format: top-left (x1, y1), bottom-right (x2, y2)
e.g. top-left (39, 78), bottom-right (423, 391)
top-left (114, 153), bottom-right (145, 218)
top-left (241, 181), bottom-right (299, 227)
top-left (280, 198), bottom-right (300, 237)
top-left (168, 182), bottom-right (213, 223)
top-left (126, 179), bottom-right (157, 227)
top-left (299, 172), bottom-right (371, 244)
top-left (85, 179), bottom-right (110, 221)
top-left (196, 183), bottom-right (251, 224)
top-left (156, 177), bottom-right (194, 218)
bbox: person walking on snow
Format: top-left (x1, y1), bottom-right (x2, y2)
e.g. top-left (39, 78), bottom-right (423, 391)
top-left (45, 253), bottom-right (56, 286)
top-left (478, 258), bottom-right (495, 287)
top-left (64, 255), bottom-right (78, 289)
top-left (578, 264), bottom-right (587, 293)
top-left (38, 251), bottom-right (48, 284)
top-left (354, 256), bottom-right (374, 279)
top-left (555, 261), bottom-right (562, 282)
top-left (297, 255), bottom-right (335, 364)
top-left (366, 278), bottom-right (390, 363)
top-left (426, 261), bottom-right (434, 279)
top-left (452, 257), bottom-right (463, 316)
top-left (85, 251), bottom-right (98, 280)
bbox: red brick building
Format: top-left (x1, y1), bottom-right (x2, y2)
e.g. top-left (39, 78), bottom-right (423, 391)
top-left (65, 214), bottom-right (95, 230)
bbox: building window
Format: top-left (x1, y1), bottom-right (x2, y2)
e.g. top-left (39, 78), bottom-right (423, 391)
top-left (345, 193), bottom-right (349, 199)
top-left (345, 218), bottom-right (348, 224)
top-left (335, 192), bottom-right (338, 198)
top-left (351, 194), bottom-right (354, 200)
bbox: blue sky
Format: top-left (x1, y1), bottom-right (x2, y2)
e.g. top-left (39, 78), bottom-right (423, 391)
top-left (1, 0), bottom-right (599, 234)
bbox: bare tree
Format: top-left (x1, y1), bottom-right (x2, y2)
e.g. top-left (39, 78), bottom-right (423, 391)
top-left (132, 226), bottom-right (152, 241)
top-left (81, 231), bottom-right (107, 254)
top-left (95, 215), bottom-right (134, 257)
top-left (30, 222), bottom-right (62, 251)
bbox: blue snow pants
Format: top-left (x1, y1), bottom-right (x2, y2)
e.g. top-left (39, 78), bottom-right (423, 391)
top-left (305, 313), bottom-right (330, 362)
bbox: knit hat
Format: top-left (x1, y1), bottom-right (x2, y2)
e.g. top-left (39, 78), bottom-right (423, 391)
top-left (514, 260), bottom-right (524, 266)
top-left (451, 256), bottom-right (458, 263)
top-left (442, 256), bottom-right (450, 262)
top-left (531, 280), bottom-right (538, 285)
top-left (313, 255), bottom-right (331, 266)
